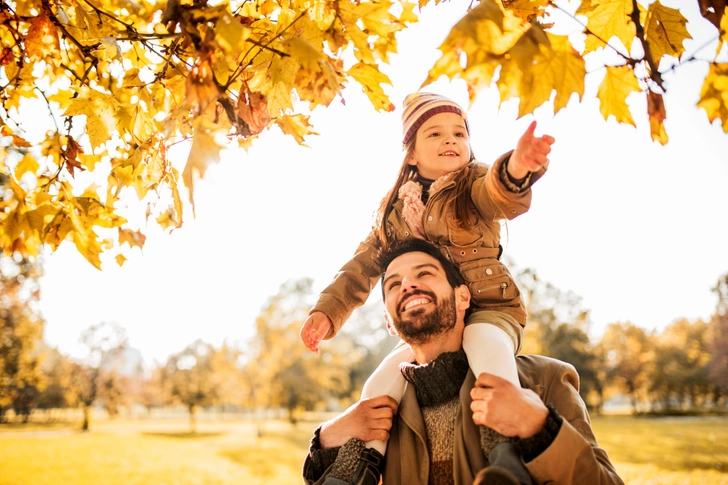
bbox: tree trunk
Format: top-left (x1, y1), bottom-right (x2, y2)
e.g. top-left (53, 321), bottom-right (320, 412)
top-left (188, 404), bottom-right (196, 434)
top-left (82, 405), bottom-right (90, 431)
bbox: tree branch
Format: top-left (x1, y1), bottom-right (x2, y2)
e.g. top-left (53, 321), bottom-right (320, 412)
top-left (630, 0), bottom-right (665, 91)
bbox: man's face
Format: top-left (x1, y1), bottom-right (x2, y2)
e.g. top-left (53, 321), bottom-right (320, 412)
top-left (382, 251), bottom-right (459, 345)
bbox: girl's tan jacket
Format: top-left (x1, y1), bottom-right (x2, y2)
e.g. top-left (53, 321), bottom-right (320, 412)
top-left (312, 153), bottom-right (547, 346)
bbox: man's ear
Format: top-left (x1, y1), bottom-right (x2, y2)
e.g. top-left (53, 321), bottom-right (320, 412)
top-left (455, 284), bottom-right (471, 312)
top-left (384, 312), bottom-right (398, 337)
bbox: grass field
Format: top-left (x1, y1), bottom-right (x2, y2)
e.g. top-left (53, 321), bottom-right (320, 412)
top-left (1, 415), bottom-right (727, 484)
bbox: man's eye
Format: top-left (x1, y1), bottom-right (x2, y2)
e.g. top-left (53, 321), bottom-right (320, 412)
top-left (418, 271), bottom-right (432, 278)
top-left (388, 281), bottom-right (401, 291)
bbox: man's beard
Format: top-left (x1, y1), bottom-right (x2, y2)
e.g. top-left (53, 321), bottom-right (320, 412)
top-left (391, 289), bottom-right (457, 346)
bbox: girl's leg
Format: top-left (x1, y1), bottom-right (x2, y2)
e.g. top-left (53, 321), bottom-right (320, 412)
top-left (463, 323), bottom-right (519, 386)
top-left (360, 340), bottom-right (414, 454)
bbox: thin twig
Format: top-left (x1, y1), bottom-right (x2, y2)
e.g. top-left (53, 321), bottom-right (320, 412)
top-left (548, 1), bottom-right (631, 63)
top-left (33, 84), bottom-right (60, 131)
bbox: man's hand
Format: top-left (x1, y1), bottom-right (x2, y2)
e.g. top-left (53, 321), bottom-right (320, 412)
top-left (470, 372), bottom-right (549, 439)
top-left (319, 396), bottom-right (398, 449)
top-left (300, 311), bottom-right (333, 353)
top-left (508, 121), bottom-right (555, 180)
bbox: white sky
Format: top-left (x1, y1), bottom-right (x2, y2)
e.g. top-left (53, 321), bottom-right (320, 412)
top-left (36, 1), bottom-right (728, 363)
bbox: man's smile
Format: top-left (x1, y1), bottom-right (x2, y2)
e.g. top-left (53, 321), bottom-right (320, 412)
top-left (398, 290), bottom-right (435, 314)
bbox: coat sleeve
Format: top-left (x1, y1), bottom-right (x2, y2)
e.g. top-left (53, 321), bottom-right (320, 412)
top-left (471, 151), bottom-right (547, 222)
top-left (525, 361), bottom-right (624, 485)
top-left (310, 228), bottom-right (383, 338)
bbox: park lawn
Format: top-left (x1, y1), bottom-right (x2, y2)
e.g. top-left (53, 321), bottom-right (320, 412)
top-left (0, 416), bottom-right (727, 484)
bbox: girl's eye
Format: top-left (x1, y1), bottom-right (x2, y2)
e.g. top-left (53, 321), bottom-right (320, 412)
top-left (456, 132), bottom-right (466, 137)
top-left (429, 132), bottom-right (439, 137)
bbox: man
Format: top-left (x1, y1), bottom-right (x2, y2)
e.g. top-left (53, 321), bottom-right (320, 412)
top-left (303, 239), bottom-right (624, 485)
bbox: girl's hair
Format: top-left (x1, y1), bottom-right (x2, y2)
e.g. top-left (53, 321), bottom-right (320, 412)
top-left (375, 137), bottom-right (478, 249)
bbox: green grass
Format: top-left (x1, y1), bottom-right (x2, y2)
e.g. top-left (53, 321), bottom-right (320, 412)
top-left (0, 415), bottom-right (727, 484)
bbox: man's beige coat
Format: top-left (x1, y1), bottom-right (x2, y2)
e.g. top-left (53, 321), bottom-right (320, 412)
top-left (305, 354), bottom-right (624, 485)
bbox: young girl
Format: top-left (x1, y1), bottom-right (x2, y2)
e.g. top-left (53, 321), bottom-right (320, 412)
top-left (301, 92), bottom-right (554, 482)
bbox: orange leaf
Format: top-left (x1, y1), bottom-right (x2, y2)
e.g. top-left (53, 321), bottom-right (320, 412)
top-left (238, 90), bottom-right (271, 135)
top-left (63, 135), bottom-right (85, 177)
top-left (185, 58), bottom-right (219, 113)
top-left (647, 91), bottom-right (668, 145)
top-left (25, 15), bottom-right (60, 63)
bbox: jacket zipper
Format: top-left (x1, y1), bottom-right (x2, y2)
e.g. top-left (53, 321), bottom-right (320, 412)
top-left (476, 282), bottom-right (509, 298)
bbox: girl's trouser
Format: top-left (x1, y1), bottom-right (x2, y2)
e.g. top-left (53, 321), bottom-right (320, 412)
top-left (360, 313), bottom-right (522, 455)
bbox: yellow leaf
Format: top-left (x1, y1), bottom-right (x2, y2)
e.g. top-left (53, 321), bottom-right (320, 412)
top-left (275, 114), bottom-right (318, 146)
top-left (597, 65), bottom-right (641, 126)
top-left (156, 207), bottom-right (178, 230)
top-left (63, 92), bottom-right (119, 149)
top-left (15, 0), bottom-right (42, 16)
top-left (215, 12), bottom-right (251, 54)
top-left (14, 153), bottom-right (39, 178)
top-left (308, 0), bottom-right (337, 30)
top-left (647, 91), bottom-right (669, 145)
top-left (697, 62), bottom-right (728, 132)
top-left (576, 0), bottom-right (635, 54)
top-left (116, 254), bottom-right (127, 266)
top-left (346, 62), bottom-right (394, 112)
top-left (182, 126), bottom-right (225, 215)
top-left (285, 37), bottom-right (325, 67)
top-left (643, 1), bottom-right (691, 64)
top-left (119, 228), bottom-right (146, 249)
top-left (519, 33), bottom-right (585, 116)
top-left (499, 0), bottom-right (549, 23)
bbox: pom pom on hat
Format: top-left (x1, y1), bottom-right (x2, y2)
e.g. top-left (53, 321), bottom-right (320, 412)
top-left (401, 92), bottom-right (469, 146)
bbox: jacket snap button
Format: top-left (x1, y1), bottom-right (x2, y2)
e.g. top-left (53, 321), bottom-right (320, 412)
top-left (486, 268), bottom-right (493, 275)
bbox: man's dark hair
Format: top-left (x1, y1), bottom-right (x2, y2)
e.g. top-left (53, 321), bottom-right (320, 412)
top-left (376, 239), bottom-right (466, 297)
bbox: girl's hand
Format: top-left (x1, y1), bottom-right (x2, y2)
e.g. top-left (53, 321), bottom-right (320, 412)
top-left (300, 311), bottom-right (333, 353)
top-left (508, 120), bottom-right (555, 180)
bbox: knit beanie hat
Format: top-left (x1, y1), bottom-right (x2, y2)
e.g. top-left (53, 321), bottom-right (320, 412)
top-left (401, 92), bottom-right (469, 146)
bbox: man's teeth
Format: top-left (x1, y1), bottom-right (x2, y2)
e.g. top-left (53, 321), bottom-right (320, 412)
top-left (404, 297), bottom-right (430, 310)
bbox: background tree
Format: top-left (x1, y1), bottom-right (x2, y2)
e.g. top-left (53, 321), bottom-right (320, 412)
top-left (516, 265), bottom-right (600, 405)
top-left (599, 321), bottom-right (653, 413)
top-left (67, 321), bottom-right (127, 430)
top-left (1, 0), bottom-right (725, 265)
top-left (246, 278), bottom-right (350, 423)
top-left (161, 339), bottom-right (218, 433)
top-left (650, 318), bottom-right (711, 410)
top-left (709, 272), bottom-right (728, 404)
top-left (0, 253), bottom-right (44, 422)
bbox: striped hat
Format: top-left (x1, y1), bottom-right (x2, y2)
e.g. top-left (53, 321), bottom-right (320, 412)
top-left (401, 92), bottom-right (469, 146)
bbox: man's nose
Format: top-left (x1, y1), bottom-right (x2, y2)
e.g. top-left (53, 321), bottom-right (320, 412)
top-left (399, 276), bottom-right (418, 293)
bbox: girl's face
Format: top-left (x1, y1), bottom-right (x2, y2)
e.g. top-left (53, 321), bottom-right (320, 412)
top-left (408, 112), bottom-right (471, 180)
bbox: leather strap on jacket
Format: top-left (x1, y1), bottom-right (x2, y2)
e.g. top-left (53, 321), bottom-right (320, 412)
top-left (438, 244), bottom-right (502, 263)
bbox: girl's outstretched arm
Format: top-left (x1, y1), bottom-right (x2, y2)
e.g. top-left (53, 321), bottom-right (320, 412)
top-left (508, 121), bottom-right (555, 180)
top-left (300, 311), bottom-right (333, 353)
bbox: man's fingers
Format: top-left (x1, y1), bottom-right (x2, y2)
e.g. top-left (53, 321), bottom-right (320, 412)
top-left (475, 371), bottom-right (511, 388)
top-left (364, 395), bottom-right (399, 412)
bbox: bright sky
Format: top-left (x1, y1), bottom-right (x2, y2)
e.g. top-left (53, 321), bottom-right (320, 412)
top-left (37, 1), bottom-right (728, 364)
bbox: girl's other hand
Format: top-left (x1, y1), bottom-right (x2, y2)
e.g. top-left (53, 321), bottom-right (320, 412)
top-left (508, 120), bottom-right (555, 180)
top-left (300, 311), bottom-right (333, 353)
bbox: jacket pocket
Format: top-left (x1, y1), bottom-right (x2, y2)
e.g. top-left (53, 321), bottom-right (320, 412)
top-left (458, 259), bottom-right (520, 307)
top-left (446, 212), bottom-right (485, 246)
